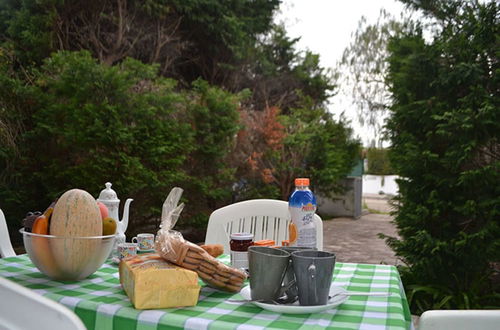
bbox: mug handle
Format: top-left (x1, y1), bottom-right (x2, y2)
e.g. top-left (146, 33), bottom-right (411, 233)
top-left (132, 237), bottom-right (138, 244)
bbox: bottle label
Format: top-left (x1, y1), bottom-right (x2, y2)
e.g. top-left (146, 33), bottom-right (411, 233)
top-left (297, 227), bottom-right (316, 248)
top-left (230, 251), bottom-right (249, 269)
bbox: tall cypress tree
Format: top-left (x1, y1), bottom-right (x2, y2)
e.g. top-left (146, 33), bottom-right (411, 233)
top-left (384, 0), bottom-right (499, 313)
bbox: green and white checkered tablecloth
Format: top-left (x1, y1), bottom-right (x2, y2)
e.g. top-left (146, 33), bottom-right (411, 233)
top-left (0, 254), bottom-right (412, 329)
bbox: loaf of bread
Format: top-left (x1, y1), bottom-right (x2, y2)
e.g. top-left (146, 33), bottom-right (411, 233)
top-left (119, 253), bottom-right (200, 309)
top-left (155, 231), bottom-right (246, 292)
top-left (200, 244), bottom-right (224, 258)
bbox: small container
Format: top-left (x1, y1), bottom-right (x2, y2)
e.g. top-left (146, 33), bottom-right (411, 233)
top-left (230, 232), bottom-right (254, 269)
top-left (253, 239), bottom-right (275, 247)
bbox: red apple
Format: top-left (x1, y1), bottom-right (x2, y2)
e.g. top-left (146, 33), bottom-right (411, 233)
top-left (97, 201), bottom-right (109, 220)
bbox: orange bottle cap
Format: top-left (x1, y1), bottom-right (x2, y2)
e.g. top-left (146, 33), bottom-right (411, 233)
top-left (295, 178), bottom-right (310, 186)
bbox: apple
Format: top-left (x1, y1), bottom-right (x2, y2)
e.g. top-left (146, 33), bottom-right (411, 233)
top-left (97, 201), bottom-right (109, 220)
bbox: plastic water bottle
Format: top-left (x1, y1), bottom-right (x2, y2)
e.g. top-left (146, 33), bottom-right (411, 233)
top-left (288, 178), bottom-right (318, 248)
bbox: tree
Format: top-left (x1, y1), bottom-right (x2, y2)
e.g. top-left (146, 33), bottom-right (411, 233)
top-left (0, 1), bottom-right (334, 117)
top-left (384, 0), bottom-right (500, 313)
top-left (0, 0), bottom-right (360, 245)
top-left (0, 0), bottom-right (280, 85)
top-left (338, 9), bottom-right (411, 144)
top-left (365, 148), bottom-right (393, 175)
top-left (233, 98), bottom-right (360, 201)
top-left (0, 50), bottom-right (241, 242)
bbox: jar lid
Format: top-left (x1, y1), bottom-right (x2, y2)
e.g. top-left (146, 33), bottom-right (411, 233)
top-left (97, 182), bottom-right (119, 202)
top-left (230, 232), bottom-right (254, 240)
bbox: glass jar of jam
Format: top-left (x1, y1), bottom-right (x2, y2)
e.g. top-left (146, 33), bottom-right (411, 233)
top-left (230, 232), bottom-right (254, 269)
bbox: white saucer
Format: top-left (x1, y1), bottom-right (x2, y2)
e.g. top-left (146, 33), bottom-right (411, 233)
top-left (239, 285), bottom-right (349, 314)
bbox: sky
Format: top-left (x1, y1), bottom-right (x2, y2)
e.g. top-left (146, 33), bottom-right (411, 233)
top-left (275, 0), bottom-right (406, 146)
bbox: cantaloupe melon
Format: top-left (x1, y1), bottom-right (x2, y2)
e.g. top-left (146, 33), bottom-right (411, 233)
top-left (50, 189), bottom-right (102, 277)
top-left (50, 189), bottom-right (102, 237)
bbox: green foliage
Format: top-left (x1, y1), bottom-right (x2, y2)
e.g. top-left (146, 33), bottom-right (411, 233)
top-left (0, 0), bottom-right (359, 245)
top-left (0, 0), bottom-right (332, 117)
top-left (295, 103), bottom-right (361, 198)
top-left (0, 0), bottom-right (56, 66)
top-left (0, 50), bottom-right (240, 239)
top-left (246, 25), bottom-right (336, 111)
top-left (180, 79), bottom-right (243, 223)
top-left (384, 0), bottom-right (500, 313)
top-left (365, 148), bottom-right (394, 175)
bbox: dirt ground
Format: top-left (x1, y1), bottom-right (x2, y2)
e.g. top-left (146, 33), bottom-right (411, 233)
top-left (321, 194), bottom-right (401, 265)
top-left (322, 194), bottom-right (421, 326)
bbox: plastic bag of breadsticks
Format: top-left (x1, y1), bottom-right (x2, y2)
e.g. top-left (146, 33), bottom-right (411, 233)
top-left (155, 188), bottom-right (247, 292)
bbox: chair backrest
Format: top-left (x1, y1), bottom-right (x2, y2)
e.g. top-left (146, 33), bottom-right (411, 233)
top-left (0, 276), bottom-right (86, 330)
top-left (0, 208), bottom-right (16, 258)
top-left (205, 199), bottom-right (323, 254)
top-left (418, 310), bottom-right (500, 330)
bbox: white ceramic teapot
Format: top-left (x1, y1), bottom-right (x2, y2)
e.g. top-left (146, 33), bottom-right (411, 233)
top-left (97, 182), bottom-right (133, 256)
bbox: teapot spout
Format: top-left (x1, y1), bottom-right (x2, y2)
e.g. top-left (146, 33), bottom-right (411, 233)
top-left (119, 198), bottom-right (134, 233)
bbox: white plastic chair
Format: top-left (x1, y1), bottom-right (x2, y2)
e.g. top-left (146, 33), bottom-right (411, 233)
top-left (418, 310), bottom-right (500, 330)
top-left (0, 208), bottom-right (16, 258)
top-left (0, 276), bottom-right (86, 330)
top-left (205, 199), bottom-right (323, 254)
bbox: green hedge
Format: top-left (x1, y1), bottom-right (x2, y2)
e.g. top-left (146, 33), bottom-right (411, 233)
top-left (383, 1), bottom-right (500, 313)
top-left (365, 148), bottom-right (393, 175)
top-left (0, 51), bottom-right (241, 242)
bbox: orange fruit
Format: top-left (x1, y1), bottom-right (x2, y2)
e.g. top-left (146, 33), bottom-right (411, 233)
top-left (289, 222), bottom-right (298, 244)
top-left (32, 215), bottom-right (49, 235)
top-left (102, 217), bottom-right (117, 235)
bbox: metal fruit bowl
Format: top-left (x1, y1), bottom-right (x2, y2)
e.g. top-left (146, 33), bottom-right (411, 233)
top-left (20, 228), bottom-right (115, 281)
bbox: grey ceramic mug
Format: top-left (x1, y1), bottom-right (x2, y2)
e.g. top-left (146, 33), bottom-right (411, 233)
top-left (248, 246), bottom-right (291, 301)
top-left (277, 246), bottom-right (317, 303)
top-left (291, 250), bottom-right (336, 306)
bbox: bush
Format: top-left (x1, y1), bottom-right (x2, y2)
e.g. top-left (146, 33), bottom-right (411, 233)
top-left (0, 50), bottom-right (240, 243)
top-left (383, 1), bottom-right (500, 313)
top-left (365, 148), bottom-right (393, 175)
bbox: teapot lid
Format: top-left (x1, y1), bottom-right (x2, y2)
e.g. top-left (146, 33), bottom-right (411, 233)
top-left (97, 182), bottom-right (119, 202)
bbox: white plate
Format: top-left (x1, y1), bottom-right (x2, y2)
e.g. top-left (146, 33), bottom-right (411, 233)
top-left (239, 285), bottom-right (349, 314)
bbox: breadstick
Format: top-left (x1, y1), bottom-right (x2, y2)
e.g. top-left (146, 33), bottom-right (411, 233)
top-left (187, 244), bottom-right (206, 254)
top-left (207, 277), bottom-right (226, 288)
top-left (212, 273), bottom-right (229, 283)
top-left (203, 255), bottom-right (220, 267)
top-left (197, 271), bottom-right (213, 282)
top-left (200, 260), bottom-right (217, 271)
top-left (181, 261), bottom-right (199, 270)
top-left (217, 265), bottom-right (246, 280)
top-left (186, 249), bottom-right (220, 267)
top-left (186, 250), bottom-right (205, 260)
top-left (184, 255), bottom-right (202, 265)
top-left (199, 263), bottom-right (216, 274)
top-left (229, 274), bottom-right (245, 283)
top-left (227, 276), bottom-right (244, 285)
top-left (224, 283), bottom-right (242, 292)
